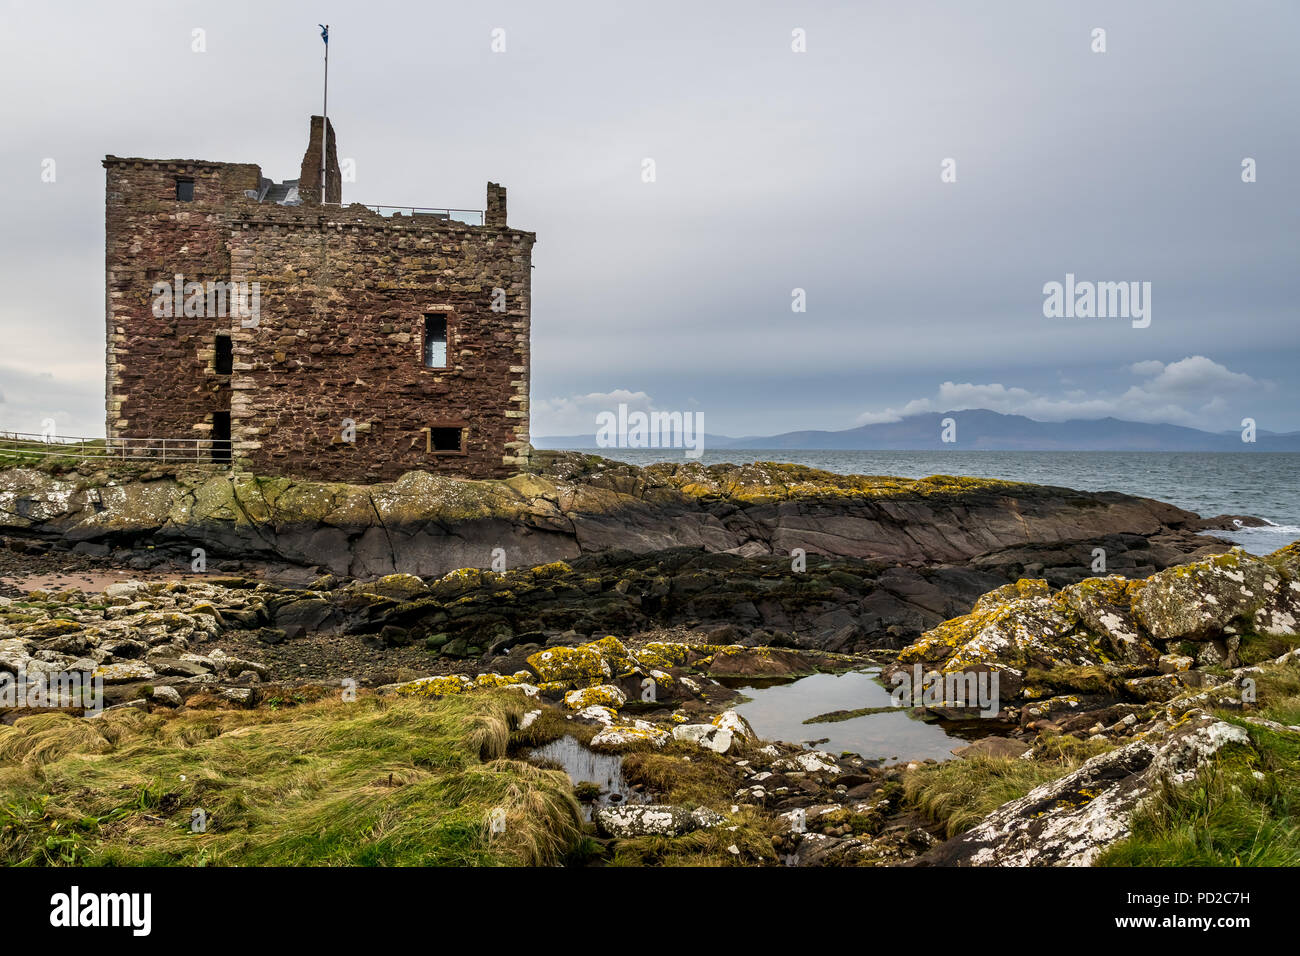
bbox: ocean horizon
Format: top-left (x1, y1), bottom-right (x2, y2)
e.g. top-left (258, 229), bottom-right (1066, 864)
top-left (556, 448), bottom-right (1300, 555)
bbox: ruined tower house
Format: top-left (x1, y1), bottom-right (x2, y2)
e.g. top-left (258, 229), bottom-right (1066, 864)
top-left (103, 117), bottom-right (533, 483)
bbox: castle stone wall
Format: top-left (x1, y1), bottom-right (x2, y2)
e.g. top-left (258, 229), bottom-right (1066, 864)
top-left (103, 118), bottom-right (532, 482)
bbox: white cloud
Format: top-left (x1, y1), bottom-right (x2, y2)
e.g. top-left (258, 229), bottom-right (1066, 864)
top-left (0, 365), bottom-right (102, 437)
top-left (1121, 355), bottom-right (1258, 400)
top-left (855, 356), bottom-right (1265, 429)
top-left (855, 409), bottom-right (903, 425)
top-left (531, 389), bottom-right (654, 436)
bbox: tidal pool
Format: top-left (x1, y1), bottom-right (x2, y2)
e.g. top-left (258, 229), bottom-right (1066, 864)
top-left (529, 735), bottom-right (647, 819)
top-left (731, 669), bottom-right (971, 764)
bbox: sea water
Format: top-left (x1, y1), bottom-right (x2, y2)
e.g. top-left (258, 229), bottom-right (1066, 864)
top-left (569, 449), bottom-right (1300, 555)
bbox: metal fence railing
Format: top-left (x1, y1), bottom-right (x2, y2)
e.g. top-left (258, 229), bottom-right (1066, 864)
top-left (362, 205), bottom-right (485, 226)
top-left (0, 432), bottom-right (232, 466)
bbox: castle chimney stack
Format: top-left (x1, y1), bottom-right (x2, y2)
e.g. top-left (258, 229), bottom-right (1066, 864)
top-left (300, 115), bottom-right (341, 205)
top-left (486, 182), bottom-right (507, 226)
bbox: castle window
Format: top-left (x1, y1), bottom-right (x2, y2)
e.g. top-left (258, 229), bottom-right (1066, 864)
top-left (214, 334), bottom-right (233, 375)
top-left (427, 426), bottom-right (464, 454)
top-left (423, 314), bottom-right (448, 368)
top-left (176, 177), bottom-right (195, 202)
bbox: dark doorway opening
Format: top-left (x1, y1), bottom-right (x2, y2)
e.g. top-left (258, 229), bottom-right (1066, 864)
top-left (215, 334), bottom-right (233, 375)
top-left (212, 411), bottom-right (232, 462)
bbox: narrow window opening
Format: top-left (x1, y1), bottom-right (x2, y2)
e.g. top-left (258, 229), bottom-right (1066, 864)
top-left (423, 314), bottom-right (448, 368)
top-left (214, 334), bottom-right (233, 375)
top-left (211, 411), bottom-right (232, 462)
top-left (429, 427), bottom-right (463, 453)
top-left (176, 177), bottom-right (195, 202)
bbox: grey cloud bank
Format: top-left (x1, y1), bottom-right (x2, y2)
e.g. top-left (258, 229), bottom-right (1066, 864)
top-left (0, 1), bottom-right (1295, 440)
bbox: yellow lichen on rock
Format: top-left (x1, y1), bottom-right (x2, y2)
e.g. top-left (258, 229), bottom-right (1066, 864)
top-left (900, 586), bottom-right (1083, 677)
top-left (973, 579), bottom-right (1050, 613)
top-left (589, 722), bottom-right (670, 751)
top-left (526, 645), bottom-right (612, 683)
top-left (371, 573), bottom-right (428, 598)
top-left (564, 684), bottom-right (627, 711)
top-left (393, 674), bottom-right (473, 698)
top-left (532, 561), bottom-right (573, 579)
top-left (428, 567), bottom-right (484, 599)
top-left (636, 641), bottom-right (693, 669)
top-left (583, 636), bottom-right (638, 676)
top-left (23, 618), bottom-right (83, 637)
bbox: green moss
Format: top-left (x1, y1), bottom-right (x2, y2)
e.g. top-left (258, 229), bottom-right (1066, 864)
top-left (572, 782), bottom-right (603, 802)
top-left (621, 744), bottom-right (743, 808)
top-left (508, 706), bottom-right (594, 750)
top-left (657, 461), bottom-right (1042, 506)
top-left (803, 706), bottom-right (896, 724)
top-left (1023, 664), bottom-right (1122, 696)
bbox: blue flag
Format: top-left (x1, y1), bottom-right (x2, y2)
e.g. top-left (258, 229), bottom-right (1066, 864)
top-left (319, 24), bottom-right (328, 45)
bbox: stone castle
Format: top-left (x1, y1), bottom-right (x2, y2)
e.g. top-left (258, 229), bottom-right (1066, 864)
top-left (103, 117), bottom-right (533, 482)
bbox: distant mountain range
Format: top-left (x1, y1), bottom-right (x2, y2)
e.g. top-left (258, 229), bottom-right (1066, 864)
top-left (534, 409), bottom-right (1300, 452)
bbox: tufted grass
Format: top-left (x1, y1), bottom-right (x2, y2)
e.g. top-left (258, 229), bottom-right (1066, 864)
top-left (903, 757), bottom-right (1072, 839)
top-left (0, 691), bottom-right (582, 866)
top-left (1235, 632), bottom-right (1300, 667)
top-left (1097, 655), bottom-right (1300, 867)
top-left (1096, 719), bottom-right (1300, 867)
top-left (903, 734), bottom-right (1113, 839)
top-left (1250, 660), bottom-right (1300, 726)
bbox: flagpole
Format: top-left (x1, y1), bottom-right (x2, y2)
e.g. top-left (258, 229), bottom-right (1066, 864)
top-left (321, 24), bottom-right (329, 204)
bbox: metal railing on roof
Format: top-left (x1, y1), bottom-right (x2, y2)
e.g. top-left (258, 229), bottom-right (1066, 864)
top-left (0, 432), bottom-right (232, 466)
top-left (362, 205), bottom-right (485, 225)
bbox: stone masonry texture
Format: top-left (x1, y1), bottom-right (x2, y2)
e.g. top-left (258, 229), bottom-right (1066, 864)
top-left (103, 117), bottom-right (534, 482)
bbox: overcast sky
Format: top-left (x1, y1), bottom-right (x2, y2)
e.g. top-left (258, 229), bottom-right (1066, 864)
top-left (1, 0), bottom-right (1296, 439)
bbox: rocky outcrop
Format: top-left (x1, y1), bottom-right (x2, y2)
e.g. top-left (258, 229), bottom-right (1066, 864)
top-left (1133, 547), bottom-right (1300, 641)
top-left (0, 455), bottom-right (1240, 657)
top-left (885, 543), bottom-right (1300, 865)
top-left (915, 712), bottom-right (1251, 866)
top-left (358, 550), bottom-right (1020, 658)
top-left (0, 453), bottom-right (1235, 580)
top-left (0, 579), bottom-right (272, 712)
top-left (384, 630), bottom-right (785, 753)
top-left (593, 805), bottom-right (724, 839)
top-left (885, 545), bottom-right (1300, 713)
